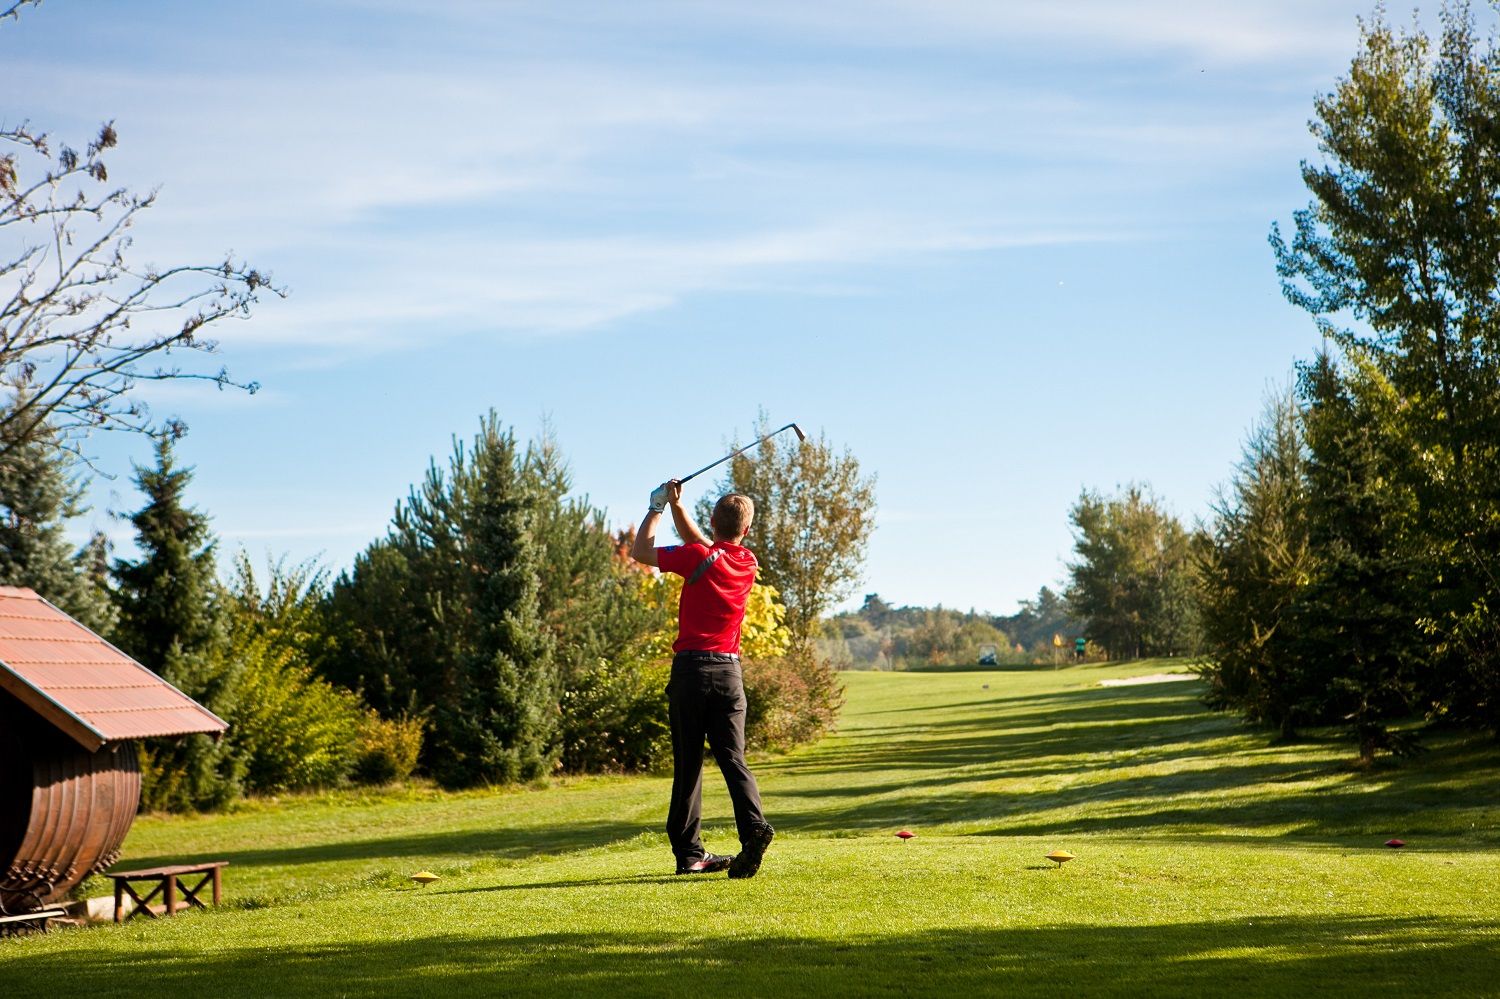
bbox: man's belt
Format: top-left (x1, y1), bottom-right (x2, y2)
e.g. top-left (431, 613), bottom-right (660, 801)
top-left (674, 651), bottom-right (740, 665)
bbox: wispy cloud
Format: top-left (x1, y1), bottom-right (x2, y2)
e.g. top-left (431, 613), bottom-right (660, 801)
top-left (228, 220), bottom-right (1136, 349)
top-left (4, 0), bottom-right (1357, 359)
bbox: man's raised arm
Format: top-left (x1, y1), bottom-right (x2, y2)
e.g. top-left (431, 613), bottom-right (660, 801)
top-left (666, 479), bottom-right (712, 547)
top-left (630, 481), bottom-right (671, 567)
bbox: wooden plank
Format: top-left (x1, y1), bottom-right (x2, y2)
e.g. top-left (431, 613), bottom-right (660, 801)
top-left (109, 860), bottom-right (228, 879)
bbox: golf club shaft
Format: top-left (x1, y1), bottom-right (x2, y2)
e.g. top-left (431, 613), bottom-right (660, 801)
top-left (679, 423), bottom-right (804, 484)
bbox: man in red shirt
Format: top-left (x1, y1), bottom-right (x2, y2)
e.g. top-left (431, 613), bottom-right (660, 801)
top-left (631, 478), bottom-right (775, 878)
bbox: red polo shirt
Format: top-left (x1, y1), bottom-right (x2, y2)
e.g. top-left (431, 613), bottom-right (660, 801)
top-left (656, 541), bottom-right (758, 654)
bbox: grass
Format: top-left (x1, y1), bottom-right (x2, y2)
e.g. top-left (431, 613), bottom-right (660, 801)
top-left (6, 658), bottom-right (1499, 997)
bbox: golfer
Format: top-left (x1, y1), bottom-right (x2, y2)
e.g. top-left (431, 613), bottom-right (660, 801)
top-left (631, 478), bottom-right (775, 878)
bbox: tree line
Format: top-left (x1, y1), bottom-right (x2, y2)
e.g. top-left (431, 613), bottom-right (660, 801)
top-left (0, 413), bottom-right (873, 809)
top-left (823, 588), bottom-right (1086, 670)
top-left (1066, 4), bottom-right (1500, 763)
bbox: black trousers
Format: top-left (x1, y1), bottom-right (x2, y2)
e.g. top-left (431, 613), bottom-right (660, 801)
top-left (666, 652), bottom-right (766, 862)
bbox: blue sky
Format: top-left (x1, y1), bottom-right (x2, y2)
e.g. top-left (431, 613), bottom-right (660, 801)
top-left (4, 1), bottom-right (1441, 613)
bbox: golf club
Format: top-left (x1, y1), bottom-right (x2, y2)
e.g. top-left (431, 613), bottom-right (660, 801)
top-left (678, 423), bottom-right (807, 485)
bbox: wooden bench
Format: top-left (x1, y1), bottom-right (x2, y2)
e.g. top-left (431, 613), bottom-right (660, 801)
top-left (107, 861), bottom-right (228, 923)
top-left (0, 907), bottom-right (67, 935)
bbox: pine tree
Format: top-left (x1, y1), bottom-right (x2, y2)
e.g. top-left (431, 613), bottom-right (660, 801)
top-left (1195, 388), bottom-right (1319, 737)
top-left (0, 424), bottom-right (115, 633)
top-left (1299, 355), bottom-right (1424, 762)
top-left (433, 417), bottom-right (558, 785)
top-left (113, 439), bottom-right (224, 669)
top-left (1271, 5), bottom-right (1500, 733)
top-left (325, 413), bottom-right (563, 787)
top-left (112, 438), bottom-right (241, 811)
top-left (524, 431), bottom-right (660, 685)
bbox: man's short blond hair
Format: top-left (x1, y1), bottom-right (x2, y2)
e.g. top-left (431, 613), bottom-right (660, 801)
top-left (711, 494), bottom-right (754, 541)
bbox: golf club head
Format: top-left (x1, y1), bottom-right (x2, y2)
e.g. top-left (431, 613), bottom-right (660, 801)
top-left (790, 423), bottom-right (807, 442)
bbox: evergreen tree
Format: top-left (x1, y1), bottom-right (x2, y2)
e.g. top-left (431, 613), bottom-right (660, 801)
top-left (524, 431), bottom-right (660, 686)
top-left (113, 438), bottom-right (224, 668)
top-left (1195, 388), bottom-right (1319, 737)
top-left (112, 438), bottom-right (240, 811)
top-left (324, 414), bottom-right (562, 787)
top-left (435, 420), bottom-right (557, 785)
top-left (1299, 356), bottom-right (1424, 761)
top-left (0, 424), bottom-right (114, 633)
top-left (1271, 3), bottom-right (1500, 733)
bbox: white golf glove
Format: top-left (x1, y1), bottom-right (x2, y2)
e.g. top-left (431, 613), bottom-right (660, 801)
top-left (649, 483), bottom-right (669, 513)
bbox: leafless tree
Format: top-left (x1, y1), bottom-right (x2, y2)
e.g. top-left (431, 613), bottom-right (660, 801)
top-left (2, 1), bottom-right (282, 462)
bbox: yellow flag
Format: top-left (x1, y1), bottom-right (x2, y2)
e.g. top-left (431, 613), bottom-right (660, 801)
top-left (1052, 633), bottom-right (1063, 648)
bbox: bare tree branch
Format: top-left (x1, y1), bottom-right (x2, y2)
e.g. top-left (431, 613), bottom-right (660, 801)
top-left (1, 115), bottom-right (284, 462)
top-left (0, 0), bottom-right (43, 23)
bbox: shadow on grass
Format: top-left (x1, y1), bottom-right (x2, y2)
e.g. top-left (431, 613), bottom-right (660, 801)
top-left (114, 818), bottom-right (651, 874)
top-left (763, 682), bottom-right (1500, 847)
top-left (8, 916), bottom-right (1498, 998)
top-left (438, 873), bottom-right (682, 894)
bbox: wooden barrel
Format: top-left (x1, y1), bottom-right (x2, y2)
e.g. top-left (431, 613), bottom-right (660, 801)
top-left (0, 692), bottom-right (140, 913)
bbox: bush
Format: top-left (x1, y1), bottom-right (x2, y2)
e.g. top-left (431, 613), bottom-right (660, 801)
top-left (228, 630), bottom-right (367, 793)
top-left (354, 712), bottom-right (426, 784)
top-left (217, 554), bottom-right (373, 795)
top-left (560, 653), bottom-right (672, 773)
top-left (743, 648), bottom-right (844, 751)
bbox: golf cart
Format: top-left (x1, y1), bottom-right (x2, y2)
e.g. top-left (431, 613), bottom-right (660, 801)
top-left (977, 644), bottom-right (998, 666)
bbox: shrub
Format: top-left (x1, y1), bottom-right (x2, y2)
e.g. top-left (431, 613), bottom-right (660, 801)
top-left (560, 653), bottom-right (672, 773)
top-left (354, 712), bottom-right (426, 784)
top-left (218, 554), bottom-right (369, 795)
top-left (228, 630), bottom-right (367, 793)
top-left (743, 647), bottom-right (844, 751)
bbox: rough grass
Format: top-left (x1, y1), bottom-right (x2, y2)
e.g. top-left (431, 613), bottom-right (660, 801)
top-left (7, 658), bottom-right (1499, 997)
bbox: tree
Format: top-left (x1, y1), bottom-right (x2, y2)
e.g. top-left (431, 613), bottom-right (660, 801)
top-left (524, 431), bottom-right (661, 685)
top-left (700, 417), bottom-right (876, 646)
top-left (0, 421), bottom-right (114, 632)
top-left (1195, 388), bottom-right (1319, 736)
top-left (1066, 484), bottom-right (1199, 660)
top-left (1270, 3), bottom-right (1500, 733)
top-left (1, 5), bottom-right (278, 461)
top-left (994, 585), bottom-right (1082, 654)
top-left (323, 414), bottom-right (560, 787)
top-left (1300, 355), bottom-right (1424, 761)
top-left (218, 554), bottom-right (370, 794)
top-left (439, 416), bottom-right (557, 786)
top-left (111, 438), bottom-right (240, 811)
top-left (113, 439), bottom-right (224, 669)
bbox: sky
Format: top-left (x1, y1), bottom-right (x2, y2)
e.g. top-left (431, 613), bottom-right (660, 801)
top-left (2, 1), bottom-right (1447, 614)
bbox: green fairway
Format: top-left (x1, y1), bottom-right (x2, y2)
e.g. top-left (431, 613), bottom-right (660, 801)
top-left (7, 660), bottom-right (1499, 997)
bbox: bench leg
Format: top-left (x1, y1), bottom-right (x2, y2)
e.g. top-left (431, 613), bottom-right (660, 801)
top-left (121, 880), bottom-right (163, 921)
top-left (213, 865), bottom-right (222, 906)
top-left (164, 875), bottom-right (177, 917)
top-left (114, 881), bottom-right (124, 924)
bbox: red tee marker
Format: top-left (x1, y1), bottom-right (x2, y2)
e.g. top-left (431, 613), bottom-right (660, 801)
top-left (1385, 839), bottom-right (1406, 848)
top-left (895, 830), bottom-right (915, 841)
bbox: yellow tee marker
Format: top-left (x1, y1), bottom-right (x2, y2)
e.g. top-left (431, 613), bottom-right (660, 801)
top-left (1045, 850), bottom-right (1075, 868)
top-left (410, 870), bottom-right (440, 885)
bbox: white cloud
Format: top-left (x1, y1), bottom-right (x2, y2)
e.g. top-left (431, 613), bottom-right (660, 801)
top-left (224, 218), bottom-right (1134, 350)
top-left (3, 0), bottom-right (1358, 361)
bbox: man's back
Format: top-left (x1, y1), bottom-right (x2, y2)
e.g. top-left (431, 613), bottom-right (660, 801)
top-left (657, 540), bottom-right (757, 654)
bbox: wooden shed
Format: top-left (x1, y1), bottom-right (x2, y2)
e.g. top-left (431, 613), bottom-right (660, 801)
top-left (0, 586), bottom-right (227, 915)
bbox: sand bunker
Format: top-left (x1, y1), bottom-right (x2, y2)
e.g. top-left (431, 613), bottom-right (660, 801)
top-left (1098, 673), bottom-right (1197, 687)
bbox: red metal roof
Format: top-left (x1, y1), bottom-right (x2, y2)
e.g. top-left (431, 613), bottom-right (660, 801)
top-left (0, 586), bottom-right (227, 751)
